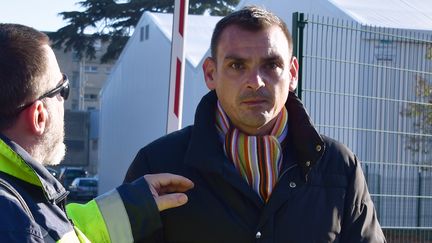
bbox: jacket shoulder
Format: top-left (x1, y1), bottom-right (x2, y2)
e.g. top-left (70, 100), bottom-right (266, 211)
top-left (124, 126), bottom-right (193, 183)
top-left (322, 135), bottom-right (355, 157)
top-left (145, 126), bottom-right (193, 152)
top-left (0, 188), bottom-right (44, 241)
top-left (319, 135), bottom-right (359, 174)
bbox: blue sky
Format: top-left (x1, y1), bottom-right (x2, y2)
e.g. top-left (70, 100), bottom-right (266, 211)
top-left (0, 0), bottom-right (81, 32)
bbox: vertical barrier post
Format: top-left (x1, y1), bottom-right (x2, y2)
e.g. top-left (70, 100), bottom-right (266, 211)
top-left (167, 0), bottom-right (189, 133)
top-left (292, 12), bottom-right (306, 100)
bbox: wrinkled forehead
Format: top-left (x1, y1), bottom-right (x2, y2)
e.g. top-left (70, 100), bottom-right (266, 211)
top-left (217, 25), bottom-right (291, 59)
top-left (220, 22), bottom-right (290, 45)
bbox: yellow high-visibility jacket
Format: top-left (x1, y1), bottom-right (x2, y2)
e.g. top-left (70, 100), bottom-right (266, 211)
top-left (0, 134), bottom-right (160, 242)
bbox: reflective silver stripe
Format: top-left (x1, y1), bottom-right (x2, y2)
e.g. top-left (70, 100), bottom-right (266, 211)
top-left (95, 189), bottom-right (134, 243)
top-left (58, 230), bottom-right (80, 243)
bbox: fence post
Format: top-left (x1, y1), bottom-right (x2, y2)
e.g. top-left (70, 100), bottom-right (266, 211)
top-left (417, 168), bottom-right (423, 227)
top-left (292, 12), bottom-right (306, 100)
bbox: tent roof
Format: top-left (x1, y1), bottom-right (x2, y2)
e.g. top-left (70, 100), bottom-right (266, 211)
top-left (330, 0), bottom-right (432, 31)
top-left (148, 12), bottom-right (222, 67)
top-left (239, 0), bottom-right (432, 31)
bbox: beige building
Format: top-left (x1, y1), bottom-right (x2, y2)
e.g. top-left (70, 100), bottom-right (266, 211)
top-left (53, 40), bottom-right (114, 111)
top-left (51, 40), bottom-right (115, 175)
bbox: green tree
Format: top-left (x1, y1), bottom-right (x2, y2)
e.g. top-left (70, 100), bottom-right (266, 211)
top-left (50, 0), bottom-right (239, 63)
top-left (400, 45), bottom-right (432, 168)
top-left (401, 76), bottom-right (432, 160)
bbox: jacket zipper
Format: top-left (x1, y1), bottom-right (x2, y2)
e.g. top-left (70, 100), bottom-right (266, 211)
top-left (55, 190), bottom-right (69, 204)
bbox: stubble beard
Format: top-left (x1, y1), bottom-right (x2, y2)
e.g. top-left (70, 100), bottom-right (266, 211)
top-left (38, 111), bottom-right (66, 166)
top-left (42, 140), bottom-right (66, 166)
top-left (234, 89), bottom-right (275, 133)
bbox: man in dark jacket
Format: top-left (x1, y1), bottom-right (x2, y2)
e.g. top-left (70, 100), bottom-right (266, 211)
top-left (124, 6), bottom-right (386, 242)
top-left (0, 23), bottom-right (193, 242)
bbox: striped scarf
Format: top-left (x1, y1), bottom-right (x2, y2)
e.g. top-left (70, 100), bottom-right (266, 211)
top-left (215, 101), bottom-right (288, 202)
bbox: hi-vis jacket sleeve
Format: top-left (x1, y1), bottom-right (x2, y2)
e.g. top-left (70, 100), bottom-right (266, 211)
top-left (66, 177), bottom-right (162, 243)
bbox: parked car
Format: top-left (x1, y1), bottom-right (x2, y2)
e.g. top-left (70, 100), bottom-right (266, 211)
top-left (68, 177), bottom-right (98, 201)
top-left (46, 167), bottom-right (58, 178)
top-left (58, 167), bottom-right (88, 188)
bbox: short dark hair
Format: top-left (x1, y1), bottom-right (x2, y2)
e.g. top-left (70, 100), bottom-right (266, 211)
top-left (210, 6), bottom-right (293, 59)
top-left (0, 24), bottom-right (49, 130)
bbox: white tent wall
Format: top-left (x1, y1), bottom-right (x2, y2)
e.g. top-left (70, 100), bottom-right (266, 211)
top-left (300, 14), bottom-right (363, 155)
top-left (99, 13), bottom-right (171, 193)
top-left (98, 12), bottom-right (221, 193)
top-left (356, 31), bottom-right (432, 226)
top-left (357, 29), bottom-right (422, 163)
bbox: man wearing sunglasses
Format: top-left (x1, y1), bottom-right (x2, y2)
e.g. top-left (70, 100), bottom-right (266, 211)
top-left (0, 24), bottom-right (193, 242)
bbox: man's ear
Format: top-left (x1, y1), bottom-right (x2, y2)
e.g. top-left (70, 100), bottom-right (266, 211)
top-left (203, 57), bottom-right (217, 90)
top-left (288, 56), bottom-right (299, 91)
top-left (26, 100), bottom-right (48, 136)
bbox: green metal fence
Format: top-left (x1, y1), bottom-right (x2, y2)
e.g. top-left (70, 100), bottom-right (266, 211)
top-left (293, 12), bottom-right (432, 242)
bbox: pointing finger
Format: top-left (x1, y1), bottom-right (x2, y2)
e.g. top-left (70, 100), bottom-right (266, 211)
top-left (155, 193), bottom-right (189, 211)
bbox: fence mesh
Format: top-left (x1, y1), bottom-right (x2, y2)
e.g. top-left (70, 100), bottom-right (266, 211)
top-left (295, 13), bottom-right (432, 242)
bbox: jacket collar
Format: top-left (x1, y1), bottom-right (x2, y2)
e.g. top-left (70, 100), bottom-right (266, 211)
top-left (185, 90), bottom-right (325, 178)
top-left (0, 133), bottom-right (67, 203)
top-left (184, 91), bottom-right (227, 174)
top-left (285, 91), bottom-right (325, 176)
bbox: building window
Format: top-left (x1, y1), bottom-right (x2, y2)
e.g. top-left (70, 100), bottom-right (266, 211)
top-left (140, 24), bottom-right (150, 42)
top-left (72, 71), bottom-right (79, 88)
top-left (84, 94), bottom-right (98, 101)
top-left (84, 65), bottom-right (98, 73)
top-left (145, 24), bottom-right (149, 40)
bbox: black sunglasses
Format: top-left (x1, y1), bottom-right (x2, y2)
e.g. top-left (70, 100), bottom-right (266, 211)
top-left (38, 73), bottom-right (70, 101)
top-left (15, 74), bottom-right (70, 113)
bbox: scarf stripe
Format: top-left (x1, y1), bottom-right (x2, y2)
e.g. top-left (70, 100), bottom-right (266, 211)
top-left (216, 101), bottom-right (288, 202)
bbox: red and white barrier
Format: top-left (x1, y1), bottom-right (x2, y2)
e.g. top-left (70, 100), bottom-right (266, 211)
top-left (167, 0), bottom-right (189, 133)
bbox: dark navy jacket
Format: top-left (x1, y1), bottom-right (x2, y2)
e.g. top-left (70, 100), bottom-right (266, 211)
top-left (0, 135), bottom-right (72, 242)
top-left (125, 91), bottom-right (386, 242)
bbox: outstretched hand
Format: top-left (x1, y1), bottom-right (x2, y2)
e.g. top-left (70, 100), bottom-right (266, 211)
top-left (144, 173), bottom-right (194, 211)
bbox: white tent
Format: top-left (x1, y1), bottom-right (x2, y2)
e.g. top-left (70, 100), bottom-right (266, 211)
top-left (98, 12), bottom-right (221, 193)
